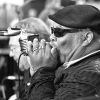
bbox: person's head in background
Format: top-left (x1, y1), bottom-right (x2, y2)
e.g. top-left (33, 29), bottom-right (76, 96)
top-left (9, 17), bottom-right (50, 71)
top-left (39, 0), bottom-right (76, 29)
top-left (38, 0), bottom-right (62, 28)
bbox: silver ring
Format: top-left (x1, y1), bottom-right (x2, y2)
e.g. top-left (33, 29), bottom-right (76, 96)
top-left (33, 48), bottom-right (38, 52)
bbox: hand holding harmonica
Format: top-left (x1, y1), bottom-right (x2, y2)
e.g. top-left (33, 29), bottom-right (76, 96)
top-left (27, 38), bottom-right (59, 72)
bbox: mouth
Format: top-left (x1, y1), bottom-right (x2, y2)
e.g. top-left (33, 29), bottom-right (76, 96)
top-left (50, 41), bottom-right (57, 48)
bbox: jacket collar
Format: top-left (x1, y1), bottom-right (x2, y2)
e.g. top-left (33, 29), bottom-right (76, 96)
top-left (63, 50), bottom-right (100, 69)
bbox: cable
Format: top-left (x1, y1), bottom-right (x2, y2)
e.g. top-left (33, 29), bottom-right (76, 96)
top-left (17, 52), bottom-right (25, 99)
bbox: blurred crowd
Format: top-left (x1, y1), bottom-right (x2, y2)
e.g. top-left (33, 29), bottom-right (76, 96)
top-left (0, 0), bottom-right (100, 100)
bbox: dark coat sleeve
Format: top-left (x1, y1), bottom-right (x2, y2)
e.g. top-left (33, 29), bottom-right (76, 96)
top-left (19, 65), bottom-right (100, 100)
top-left (28, 67), bottom-right (56, 100)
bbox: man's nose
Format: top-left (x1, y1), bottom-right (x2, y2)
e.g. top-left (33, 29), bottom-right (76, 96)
top-left (50, 34), bottom-right (57, 42)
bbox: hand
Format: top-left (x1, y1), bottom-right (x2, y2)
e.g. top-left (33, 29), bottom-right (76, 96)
top-left (19, 55), bottom-right (30, 71)
top-left (27, 38), bottom-right (59, 72)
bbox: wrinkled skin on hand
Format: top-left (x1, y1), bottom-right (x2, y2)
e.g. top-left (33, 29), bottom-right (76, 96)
top-left (27, 38), bottom-right (59, 72)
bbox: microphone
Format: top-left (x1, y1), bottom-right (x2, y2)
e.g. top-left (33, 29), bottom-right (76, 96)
top-left (0, 28), bottom-right (21, 36)
top-left (19, 34), bottom-right (39, 55)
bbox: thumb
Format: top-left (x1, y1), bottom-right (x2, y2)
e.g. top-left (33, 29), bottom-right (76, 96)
top-left (51, 47), bottom-right (59, 59)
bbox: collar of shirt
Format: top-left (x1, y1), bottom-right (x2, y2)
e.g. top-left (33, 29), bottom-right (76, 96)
top-left (63, 50), bottom-right (100, 69)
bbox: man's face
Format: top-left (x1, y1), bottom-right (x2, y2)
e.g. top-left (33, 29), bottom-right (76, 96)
top-left (9, 35), bottom-right (30, 71)
top-left (50, 23), bottom-right (82, 63)
top-left (9, 35), bottom-right (21, 62)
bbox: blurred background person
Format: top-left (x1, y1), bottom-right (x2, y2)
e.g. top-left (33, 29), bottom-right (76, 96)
top-left (39, 0), bottom-right (76, 29)
top-left (21, 0), bottom-right (46, 19)
top-left (38, 0), bottom-right (62, 28)
top-left (9, 17), bottom-right (50, 71)
top-left (0, 1), bottom-right (24, 99)
top-left (8, 17), bottom-right (50, 100)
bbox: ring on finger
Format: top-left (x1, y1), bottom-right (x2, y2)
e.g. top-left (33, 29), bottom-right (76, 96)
top-left (33, 48), bottom-right (38, 52)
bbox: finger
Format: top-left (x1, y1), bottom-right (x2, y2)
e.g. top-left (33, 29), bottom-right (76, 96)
top-left (39, 39), bottom-right (46, 56)
top-left (27, 41), bottom-right (33, 52)
top-left (39, 39), bottom-right (46, 48)
top-left (27, 41), bottom-right (32, 55)
top-left (33, 38), bottom-right (39, 54)
top-left (45, 42), bottom-right (52, 57)
top-left (51, 47), bottom-right (58, 59)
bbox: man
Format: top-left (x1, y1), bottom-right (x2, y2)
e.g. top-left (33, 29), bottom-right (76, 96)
top-left (26, 5), bottom-right (100, 100)
top-left (9, 17), bottom-right (50, 71)
top-left (8, 17), bottom-right (50, 100)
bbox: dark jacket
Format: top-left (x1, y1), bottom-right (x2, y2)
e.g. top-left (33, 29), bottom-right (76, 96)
top-left (19, 51), bottom-right (100, 100)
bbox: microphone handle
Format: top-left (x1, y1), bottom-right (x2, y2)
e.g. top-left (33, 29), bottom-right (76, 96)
top-left (4, 30), bottom-right (21, 36)
top-left (0, 30), bottom-right (21, 36)
top-left (0, 31), bottom-right (7, 36)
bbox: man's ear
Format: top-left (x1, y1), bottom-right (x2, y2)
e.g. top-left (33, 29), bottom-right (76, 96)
top-left (82, 31), bottom-right (93, 46)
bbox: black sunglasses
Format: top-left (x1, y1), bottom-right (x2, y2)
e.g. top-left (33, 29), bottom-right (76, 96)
top-left (51, 27), bottom-right (80, 37)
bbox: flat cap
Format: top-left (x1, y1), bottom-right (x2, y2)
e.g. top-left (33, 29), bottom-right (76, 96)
top-left (49, 5), bottom-right (100, 31)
